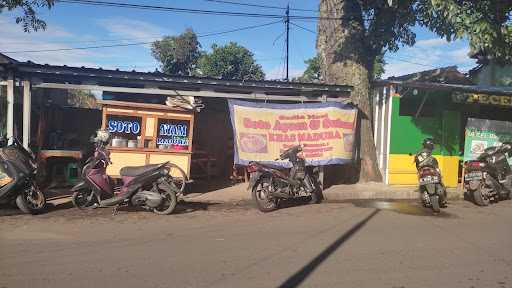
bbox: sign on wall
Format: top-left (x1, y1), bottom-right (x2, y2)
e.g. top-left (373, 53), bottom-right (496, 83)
top-left (107, 115), bottom-right (142, 135)
top-left (228, 100), bottom-right (358, 166)
top-left (156, 119), bottom-right (190, 150)
top-left (463, 118), bottom-right (512, 164)
top-left (452, 92), bottom-right (512, 107)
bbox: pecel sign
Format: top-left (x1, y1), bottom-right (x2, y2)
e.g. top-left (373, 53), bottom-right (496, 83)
top-left (452, 92), bottom-right (512, 107)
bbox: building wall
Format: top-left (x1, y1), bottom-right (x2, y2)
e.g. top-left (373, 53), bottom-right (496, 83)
top-left (387, 96), bottom-right (461, 187)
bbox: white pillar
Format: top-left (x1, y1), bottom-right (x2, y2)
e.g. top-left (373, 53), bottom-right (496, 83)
top-left (6, 73), bottom-right (14, 139)
top-left (23, 80), bottom-right (31, 148)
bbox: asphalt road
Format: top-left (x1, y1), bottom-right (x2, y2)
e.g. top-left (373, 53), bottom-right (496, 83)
top-left (1, 199), bottom-right (511, 288)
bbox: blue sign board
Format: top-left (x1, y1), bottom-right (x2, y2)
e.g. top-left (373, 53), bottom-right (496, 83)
top-left (108, 120), bottom-right (141, 135)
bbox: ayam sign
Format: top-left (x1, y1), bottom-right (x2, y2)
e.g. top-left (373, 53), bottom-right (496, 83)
top-left (228, 100), bottom-right (358, 167)
top-left (157, 123), bottom-right (189, 147)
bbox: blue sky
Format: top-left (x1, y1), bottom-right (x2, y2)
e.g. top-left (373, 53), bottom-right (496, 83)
top-left (0, 0), bottom-right (476, 79)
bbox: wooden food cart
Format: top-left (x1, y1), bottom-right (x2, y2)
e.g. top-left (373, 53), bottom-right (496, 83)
top-left (98, 100), bottom-right (194, 179)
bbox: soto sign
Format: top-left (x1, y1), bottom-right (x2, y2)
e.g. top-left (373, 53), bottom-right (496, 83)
top-left (228, 100), bottom-right (358, 166)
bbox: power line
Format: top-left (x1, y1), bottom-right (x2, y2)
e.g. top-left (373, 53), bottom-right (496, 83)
top-left (1, 20), bottom-right (281, 54)
top-left (290, 22), bottom-right (316, 34)
top-left (201, 0), bottom-right (317, 12)
top-left (386, 56), bottom-right (437, 68)
top-left (57, 0), bottom-right (359, 21)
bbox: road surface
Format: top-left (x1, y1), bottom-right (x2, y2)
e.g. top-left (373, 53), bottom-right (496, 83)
top-left (1, 199), bottom-right (511, 288)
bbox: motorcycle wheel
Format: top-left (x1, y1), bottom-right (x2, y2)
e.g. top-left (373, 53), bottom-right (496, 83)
top-left (252, 178), bottom-right (278, 213)
top-left (430, 195), bottom-right (440, 213)
top-left (16, 184), bottom-right (46, 214)
top-left (167, 163), bottom-right (188, 194)
top-left (72, 189), bottom-right (96, 209)
top-left (153, 184), bottom-right (178, 215)
top-left (472, 186), bottom-right (490, 206)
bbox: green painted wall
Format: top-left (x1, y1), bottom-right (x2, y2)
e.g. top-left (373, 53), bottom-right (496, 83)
top-left (389, 96), bottom-right (461, 156)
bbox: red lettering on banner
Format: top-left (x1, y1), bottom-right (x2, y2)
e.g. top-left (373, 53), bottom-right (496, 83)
top-left (297, 131), bottom-right (342, 142)
top-left (322, 117), bottom-right (354, 129)
top-left (273, 120), bottom-right (308, 133)
top-left (303, 143), bottom-right (328, 148)
top-left (309, 119), bottom-right (321, 130)
top-left (307, 114), bottom-right (328, 119)
top-left (269, 133), bottom-right (296, 142)
top-left (305, 152), bottom-right (323, 158)
top-left (279, 115), bottom-right (305, 120)
top-left (243, 118), bottom-right (271, 129)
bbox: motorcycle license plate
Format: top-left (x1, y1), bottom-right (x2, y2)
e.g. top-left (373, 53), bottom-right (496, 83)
top-left (420, 176), bottom-right (439, 184)
top-left (465, 171), bottom-right (483, 181)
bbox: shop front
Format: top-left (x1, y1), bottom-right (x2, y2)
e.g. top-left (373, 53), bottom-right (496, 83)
top-left (373, 80), bottom-right (512, 188)
top-left (1, 53), bottom-right (352, 191)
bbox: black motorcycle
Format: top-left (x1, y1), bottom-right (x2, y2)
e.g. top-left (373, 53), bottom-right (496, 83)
top-left (0, 136), bottom-right (46, 214)
top-left (464, 142), bottom-right (512, 206)
top-left (414, 139), bottom-right (447, 213)
top-left (247, 145), bottom-right (322, 212)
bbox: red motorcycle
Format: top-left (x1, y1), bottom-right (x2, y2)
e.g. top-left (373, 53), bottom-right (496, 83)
top-left (71, 130), bottom-right (186, 215)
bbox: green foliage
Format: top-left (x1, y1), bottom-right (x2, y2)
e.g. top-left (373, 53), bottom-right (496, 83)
top-left (0, 0), bottom-right (54, 32)
top-left (296, 55), bottom-right (323, 83)
top-left (373, 53), bottom-right (386, 79)
top-left (357, 0), bottom-right (512, 63)
top-left (151, 28), bottom-right (202, 76)
top-left (197, 42), bottom-right (265, 80)
top-left (416, 0), bottom-right (512, 63)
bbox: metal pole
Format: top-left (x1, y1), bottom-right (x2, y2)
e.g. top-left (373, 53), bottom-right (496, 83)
top-left (6, 72), bottom-right (14, 139)
top-left (23, 80), bottom-right (31, 148)
top-left (285, 4), bottom-right (290, 82)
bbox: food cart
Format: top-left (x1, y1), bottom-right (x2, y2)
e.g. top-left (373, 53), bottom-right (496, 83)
top-left (98, 100), bottom-right (194, 179)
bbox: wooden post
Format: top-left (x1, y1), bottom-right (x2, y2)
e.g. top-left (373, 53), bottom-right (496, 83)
top-left (6, 72), bottom-right (14, 139)
top-left (23, 80), bottom-right (31, 148)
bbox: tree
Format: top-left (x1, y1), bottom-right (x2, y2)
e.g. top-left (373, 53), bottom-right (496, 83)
top-left (197, 42), bottom-right (265, 80)
top-left (317, 0), bottom-right (512, 182)
top-left (151, 28), bottom-right (202, 76)
top-left (296, 53), bottom-right (386, 83)
top-left (1, 0), bottom-right (54, 32)
top-left (296, 55), bottom-right (323, 83)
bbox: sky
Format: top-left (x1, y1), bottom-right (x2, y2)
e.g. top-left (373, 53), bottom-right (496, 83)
top-left (0, 0), bottom-right (477, 80)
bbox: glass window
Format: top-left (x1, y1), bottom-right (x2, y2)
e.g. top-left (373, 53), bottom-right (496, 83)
top-left (106, 114), bottom-right (142, 148)
top-left (156, 118), bottom-right (190, 151)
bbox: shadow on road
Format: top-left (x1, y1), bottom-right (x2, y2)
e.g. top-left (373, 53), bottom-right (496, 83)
top-left (277, 209), bottom-right (380, 288)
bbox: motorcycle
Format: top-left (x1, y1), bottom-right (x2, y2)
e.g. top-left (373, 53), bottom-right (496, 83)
top-left (247, 145), bottom-right (322, 212)
top-left (71, 131), bottom-right (185, 215)
top-left (0, 136), bottom-right (46, 214)
top-left (414, 142), bottom-right (447, 213)
top-left (463, 142), bottom-right (512, 206)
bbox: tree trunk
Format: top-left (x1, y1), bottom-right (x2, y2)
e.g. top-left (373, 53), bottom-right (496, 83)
top-left (317, 0), bottom-right (383, 182)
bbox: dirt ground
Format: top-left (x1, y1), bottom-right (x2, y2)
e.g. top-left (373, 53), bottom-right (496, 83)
top-left (1, 198), bottom-right (511, 288)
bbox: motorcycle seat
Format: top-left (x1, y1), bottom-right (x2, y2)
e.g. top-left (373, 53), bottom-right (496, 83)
top-left (120, 163), bottom-right (164, 177)
top-left (254, 162), bottom-right (287, 171)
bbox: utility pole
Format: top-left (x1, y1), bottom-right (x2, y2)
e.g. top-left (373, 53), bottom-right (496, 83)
top-left (285, 4), bottom-right (290, 82)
